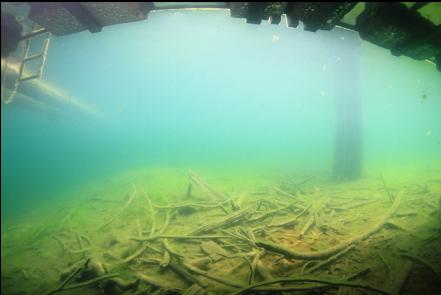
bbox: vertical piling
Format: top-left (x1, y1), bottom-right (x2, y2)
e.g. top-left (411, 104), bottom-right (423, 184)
top-left (331, 30), bottom-right (363, 181)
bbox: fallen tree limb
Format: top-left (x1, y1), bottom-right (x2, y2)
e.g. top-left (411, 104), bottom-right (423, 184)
top-left (189, 170), bottom-right (227, 201)
top-left (142, 188), bottom-right (156, 237)
top-left (98, 183), bottom-right (137, 230)
top-left (247, 200), bottom-right (304, 224)
top-left (256, 260), bottom-right (272, 281)
top-left (256, 191), bottom-right (402, 260)
top-left (244, 285), bottom-right (329, 293)
top-left (273, 186), bottom-right (298, 200)
top-left (186, 183), bottom-right (193, 198)
top-left (53, 237), bottom-right (92, 255)
top-left (400, 253), bottom-right (441, 281)
top-left (305, 244), bottom-right (355, 274)
top-left (134, 271), bottom-right (183, 292)
top-left (168, 258), bottom-right (207, 288)
top-left (51, 274), bottom-right (119, 294)
top-left (377, 252), bottom-right (392, 280)
top-left (299, 213), bottom-right (315, 238)
top-left (188, 208), bottom-right (251, 236)
top-left (144, 242), bottom-right (207, 288)
top-left (46, 258), bottom-right (120, 295)
top-left (347, 267), bottom-right (371, 281)
top-left (231, 276), bottom-right (391, 295)
top-left (166, 250), bottom-right (208, 288)
top-left (154, 202), bottom-right (228, 210)
top-left (50, 259), bottom-right (90, 294)
top-left (250, 249), bottom-right (265, 283)
top-left (182, 260), bottom-right (245, 288)
top-left (121, 244), bottom-right (149, 264)
top-left (131, 235), bottom-right (233, 242)
top-left (270, 204), bottom-right (311, 228)
top-left (159, 210), bottom-right (172, 234)
top-left (382, 176), bottom-right (395, 202)
top-left (394, 259), bottom-right (413, 294)
top-left (119, 188), bottom-right (157, 264)
top-left (300, 198), bottom-right (327, 237)
top-left (89, 259), bottom-right (138, 291)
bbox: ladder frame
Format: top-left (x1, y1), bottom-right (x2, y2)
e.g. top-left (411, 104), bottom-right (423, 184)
top-left (1, 23), bottom-right (51, 104)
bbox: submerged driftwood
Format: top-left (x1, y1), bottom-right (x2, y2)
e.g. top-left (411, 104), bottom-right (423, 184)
top-left (256, 191), bottom-right (402, 260)
top-left (4, 172), bottom-right (438, 295)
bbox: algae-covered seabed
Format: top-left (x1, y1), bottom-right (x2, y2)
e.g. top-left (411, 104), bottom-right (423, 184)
top-left (1, 167), bottom-right (441, 295)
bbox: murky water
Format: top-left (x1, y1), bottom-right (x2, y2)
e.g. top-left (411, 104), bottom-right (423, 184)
top-left (1, 9), bottom-right (440, 295)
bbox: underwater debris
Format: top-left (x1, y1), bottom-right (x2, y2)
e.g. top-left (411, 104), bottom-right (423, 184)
top-left (134, 270), bottom-right (181, 292)
top-left (45, 258), bottom-right (126, 295)
top-left (231, 276), bottom-right (390, 295)
top-left (188, 207), bottom-right (252, 236)
top-left (98, 183), bottom-right (137, 230)
top-left (185, 183), bottom-right (193, 198)
top-left (3, 172), bottom-right (441, 295)
top-left (400, 253), bottom-right (441, 282)
top-left (188, 170), bottom-right (228, 201)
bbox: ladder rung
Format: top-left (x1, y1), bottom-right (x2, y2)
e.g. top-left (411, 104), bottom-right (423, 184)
top-left (19, 74), bottom-right (40, 82)
top-left (23, 53), bottom-right (44, 62)
top-left (18, 31), bottom-right (51, 83)
top-left (20, 28), bottom-right (48, 41)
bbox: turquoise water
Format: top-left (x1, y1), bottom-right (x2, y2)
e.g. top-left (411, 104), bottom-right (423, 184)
top-left (1, 9), bottom-right (440, 295)
top-left (2, 10), bottom-right (440, 218)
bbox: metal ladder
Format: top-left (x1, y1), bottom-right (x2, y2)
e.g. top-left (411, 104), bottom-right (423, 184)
top-left (1, 24), bottom-right (51, 104)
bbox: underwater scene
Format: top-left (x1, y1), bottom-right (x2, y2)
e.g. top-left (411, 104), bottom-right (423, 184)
top-left (1, 5), bottom-right (441, 295)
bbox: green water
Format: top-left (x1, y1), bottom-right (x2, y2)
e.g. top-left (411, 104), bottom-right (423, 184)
top-left (1, 9), bottom-right (441, 295)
